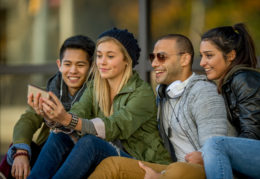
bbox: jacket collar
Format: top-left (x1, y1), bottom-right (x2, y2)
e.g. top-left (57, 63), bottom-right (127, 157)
top-left (223, 64), bottom-right (259, 86)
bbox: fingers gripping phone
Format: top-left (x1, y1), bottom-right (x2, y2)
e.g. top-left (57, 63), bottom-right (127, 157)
top-left (28, 84), bottom-right (50, 100)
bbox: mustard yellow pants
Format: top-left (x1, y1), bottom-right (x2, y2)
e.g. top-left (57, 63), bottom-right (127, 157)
top-left (89, 157), bottom-right (205, 179)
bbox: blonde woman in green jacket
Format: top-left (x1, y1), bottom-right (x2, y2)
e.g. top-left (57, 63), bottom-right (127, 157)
top-left (28, 28), bottom-right (171, 179)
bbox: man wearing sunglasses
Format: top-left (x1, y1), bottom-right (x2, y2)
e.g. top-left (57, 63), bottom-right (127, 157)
top-left (88, 34), bottom-right (234, 179)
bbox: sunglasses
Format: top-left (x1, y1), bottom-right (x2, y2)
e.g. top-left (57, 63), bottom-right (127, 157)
top-left (149, 52), bottom-right (185, 63)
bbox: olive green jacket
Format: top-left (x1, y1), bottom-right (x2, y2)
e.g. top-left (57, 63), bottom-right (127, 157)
top-left (70, 72), bottom-right (171, 164)
top-left (13, 107), bottom-right (49, 146)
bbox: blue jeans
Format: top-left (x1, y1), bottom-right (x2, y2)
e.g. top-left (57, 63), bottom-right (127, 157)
top-left (202, 136), bottom-right (260, 179)
top-left (28, 132), bottom-right (132, 179)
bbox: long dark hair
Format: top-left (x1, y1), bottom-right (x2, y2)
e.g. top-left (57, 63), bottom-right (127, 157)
top-left (201, 23), bottom-right (257, 92)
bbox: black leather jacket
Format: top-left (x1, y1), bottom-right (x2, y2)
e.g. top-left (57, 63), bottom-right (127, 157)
top-left (222, 66), bottom-right (260, 139)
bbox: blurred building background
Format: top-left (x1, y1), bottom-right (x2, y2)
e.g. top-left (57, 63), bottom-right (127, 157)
top-left (0, 0), bottom-right (260, 159)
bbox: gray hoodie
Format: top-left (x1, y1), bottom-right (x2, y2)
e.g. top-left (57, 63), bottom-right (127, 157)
top-left (158, 73), bottom-right (235, 161)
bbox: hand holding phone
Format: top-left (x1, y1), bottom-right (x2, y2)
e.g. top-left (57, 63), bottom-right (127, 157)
top-left (27, 84), bottom-right (50, 117)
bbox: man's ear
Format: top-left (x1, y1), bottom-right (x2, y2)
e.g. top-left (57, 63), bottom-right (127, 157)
top-left (227, 50), bottom-right (236, 62)
top-left (180, 53), bottom-right (191, 67)
top-left (56, 59), bottom-right (62, 72)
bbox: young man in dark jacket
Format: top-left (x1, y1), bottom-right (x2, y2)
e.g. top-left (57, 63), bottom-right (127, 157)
top-left (0, 35), bottom-right (95, 179)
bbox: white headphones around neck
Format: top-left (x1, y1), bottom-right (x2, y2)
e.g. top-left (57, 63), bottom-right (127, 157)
top-left (156, 80), bottom-right (186, 99)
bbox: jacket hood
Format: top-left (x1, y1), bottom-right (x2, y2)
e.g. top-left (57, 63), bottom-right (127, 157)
top-left (184, 74), bottom-right (209, 95)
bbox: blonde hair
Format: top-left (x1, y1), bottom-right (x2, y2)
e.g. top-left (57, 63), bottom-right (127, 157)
top-left (89, 37), bottom-right (133, 117)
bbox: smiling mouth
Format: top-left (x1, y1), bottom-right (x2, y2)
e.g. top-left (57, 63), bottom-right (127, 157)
top-left (68, 77), bottom-right (81, 83)
top-left (204, 68), bottom-right (211, 73)
top-left (99, 68), bottom-right (109, 72)
top-left (155, 70), bottom-right (164, 76)
top-left (69, 77), bottom-right (80, 80)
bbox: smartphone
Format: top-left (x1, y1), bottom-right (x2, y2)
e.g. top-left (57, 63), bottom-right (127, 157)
top-left (28, 84), bottom-right (50, 99)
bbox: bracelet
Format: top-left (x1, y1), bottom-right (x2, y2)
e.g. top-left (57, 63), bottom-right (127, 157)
top-left (67, 113), bottom-right (79, 129)
top-left (13, 152), bottom-right (29, 159)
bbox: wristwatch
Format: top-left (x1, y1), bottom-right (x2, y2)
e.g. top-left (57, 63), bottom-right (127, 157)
top-left (67, 112), bottom-right (79, 129)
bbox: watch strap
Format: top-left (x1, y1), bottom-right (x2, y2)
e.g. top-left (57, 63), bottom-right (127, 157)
top-left (67, 112), bottom-right (79, 129)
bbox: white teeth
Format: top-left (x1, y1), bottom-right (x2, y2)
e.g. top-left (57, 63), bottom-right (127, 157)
top-left (69, 77), bottom-right (79, 80)
top-left (205, 69), bottom-right (210, 72)
top-left (155, 71), bottom-right (163, 74)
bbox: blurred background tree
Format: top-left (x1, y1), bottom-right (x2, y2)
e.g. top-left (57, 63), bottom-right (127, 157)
top-left (113, 0), bottom-right (260, 54)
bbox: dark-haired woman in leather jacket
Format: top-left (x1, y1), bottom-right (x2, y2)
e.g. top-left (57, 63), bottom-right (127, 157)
top-left (200, 23), bottom-right (260, 179)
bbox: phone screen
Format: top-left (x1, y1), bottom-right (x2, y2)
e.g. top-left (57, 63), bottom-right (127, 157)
top-left (28, 84), bottom-right (50, 99)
